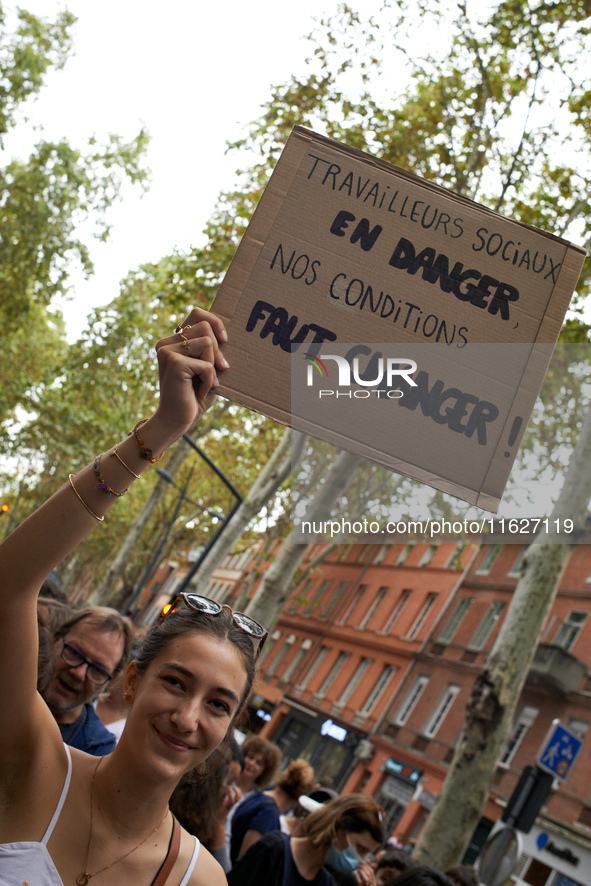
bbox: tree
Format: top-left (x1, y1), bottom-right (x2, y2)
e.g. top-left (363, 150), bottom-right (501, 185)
top-left (415, 398), bottom-right (591, 869)
top-left (182, 428), bottom-right (308, 596)
top-left (0, 4), bottom-right (149, 436)
top-left (9, 251), bottom-right (283, 600)
top-left (219, 0), bottom-right (591, 863)
top-left (245, 449), bottom-right (365, 628)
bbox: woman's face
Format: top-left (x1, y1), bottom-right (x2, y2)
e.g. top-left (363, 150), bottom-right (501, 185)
top-left (242, 750), bottom-right (266, 783)
top-left (334, 828), bottom-right (381, 861)
top-left (124, 632), bottom-right (247, 781)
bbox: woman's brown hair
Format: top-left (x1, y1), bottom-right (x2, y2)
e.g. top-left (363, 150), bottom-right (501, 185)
top-left (303, 793), bottom-right (386, 847)
top-left (241, 735), bottom-right (282, 787)
top-left (275, 758), bottom-right (315, 800)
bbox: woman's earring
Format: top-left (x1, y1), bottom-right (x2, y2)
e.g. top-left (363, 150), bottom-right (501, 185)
top-left (123, 691), bottom-right (133, 703)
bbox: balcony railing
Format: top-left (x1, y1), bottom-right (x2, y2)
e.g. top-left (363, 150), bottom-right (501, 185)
top-left (526, 643), bottom-right (586, 696)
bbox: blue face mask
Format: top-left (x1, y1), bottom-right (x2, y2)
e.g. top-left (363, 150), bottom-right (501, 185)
top-left (325, 835), bottom-right (364, 873)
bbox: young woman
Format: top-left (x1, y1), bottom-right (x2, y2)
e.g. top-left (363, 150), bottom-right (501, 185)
top-left (0, 309), bottom-right (265, 886)
top-left (231, 758), bottom-right (315, 861)
top-left (236, 735), bottom-right (282, 795)
top-left (228, 793), bottom-right (385, 886)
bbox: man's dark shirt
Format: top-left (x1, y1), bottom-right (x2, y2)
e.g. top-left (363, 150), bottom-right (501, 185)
top-left (58, 703), bottom-right (116, 756)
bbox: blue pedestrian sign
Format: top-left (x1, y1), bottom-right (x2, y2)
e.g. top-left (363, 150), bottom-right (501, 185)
top-left (536, 720), bottom-right (582, 781)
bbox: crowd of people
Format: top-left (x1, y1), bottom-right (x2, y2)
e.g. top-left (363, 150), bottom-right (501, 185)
top-left (0, 310), bottom-right (482, 886)
top-left (33, 588), bottom-right (481, 886)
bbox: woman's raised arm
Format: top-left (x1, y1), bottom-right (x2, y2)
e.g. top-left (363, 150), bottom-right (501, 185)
top-left (0, 309), bottom-right (229, 751)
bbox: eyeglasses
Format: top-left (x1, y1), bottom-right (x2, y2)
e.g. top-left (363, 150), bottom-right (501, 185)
top-left (157, 593), bottom-right (268, 660)
top-left (60, 640), bottom-right (115, 685)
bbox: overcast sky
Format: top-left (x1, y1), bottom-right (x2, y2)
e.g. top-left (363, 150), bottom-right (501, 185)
top-left (5, 0), bottom-right (353, 339)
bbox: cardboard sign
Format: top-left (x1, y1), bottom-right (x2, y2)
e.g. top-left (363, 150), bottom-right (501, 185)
top-left (211, 127), bottom-right (586, 511)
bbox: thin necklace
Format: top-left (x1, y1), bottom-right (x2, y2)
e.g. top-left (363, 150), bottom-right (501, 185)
top-left (76, 756), bottom-right (169, 886)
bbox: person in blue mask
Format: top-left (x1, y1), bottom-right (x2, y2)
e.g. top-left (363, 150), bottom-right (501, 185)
top-left (227, 793), bottom-right (384, 886)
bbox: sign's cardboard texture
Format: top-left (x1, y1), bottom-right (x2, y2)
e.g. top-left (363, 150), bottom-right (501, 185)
top-left (211, 127), bottom-right (586, 511)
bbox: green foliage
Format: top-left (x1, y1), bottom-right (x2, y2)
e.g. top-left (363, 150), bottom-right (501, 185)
top-left (5, 251), bottom-right (284, 593)
top-left (229, 1), bottom-right (591, 304)
top-left (0, 5), bottom-right (149, 435)
top-left (0, 5), bottom-right (75, 141)
top-left (226, 0), bottom-right (591, 505)
top-left (6, 0), bottom-right (591, 590)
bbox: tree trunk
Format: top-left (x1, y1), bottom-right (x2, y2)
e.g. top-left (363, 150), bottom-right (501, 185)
top-left (415, 400), bottom-right (591, 870)
top-left (185, 429), bottom-right (308, 597)
top-left (244, 449), bottom-right (362, 631)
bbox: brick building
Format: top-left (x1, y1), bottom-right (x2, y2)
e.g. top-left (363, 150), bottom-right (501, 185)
top-left (245, 540), bottom-right (591, 886)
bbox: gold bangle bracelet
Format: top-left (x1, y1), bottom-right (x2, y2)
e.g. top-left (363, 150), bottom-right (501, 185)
top-left (68, 474), bottom-right (105, 522)
top-left (110, 446), bottom-right (141, 479)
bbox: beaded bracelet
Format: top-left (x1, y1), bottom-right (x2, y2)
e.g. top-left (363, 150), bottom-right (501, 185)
top-left (93, 454), bottom-right (129, 497)
top-left (129, 419), bottom-right (166, 464)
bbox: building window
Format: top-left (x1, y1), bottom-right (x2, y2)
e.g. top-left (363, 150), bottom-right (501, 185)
top-left (424, 684), bottom-right (460, 737)
top-left (554, 610), bottom-right (588, 652)
top-left (282, 639), bottom-right (313, 682)
top-left (508, 545), bottom-right (530, 576)
top-left (407, 593), bottom-right (438, 640)
top-left (339, 658), bottom-right (372, 706)
top-left (374, 544), bottom-right (392, 564)
top-left (358, 544), bottom-right (373, 563)
top-left (258, 630), bottom-right (280, 665)
top-left (395, 675), bottom-right (429, 725)
top-left (305, 580), bottom-right (329, 615)
top-left (395, 544), bottom-right (413, 566)
top-left (360, 587), bottom-right (388, 629)
top-left (438, 597), bottom-right (474, 644)
top-left (317, 652), bottom-right (349, 697)
top-left (298, 646), bottom-right (328, 690)
top-left (322, 581), bottom-right (349, 620)
top-left (382, 590), bottom-right (411, 633)
top-left (469, 601), bottom-right (506, 649)
top-left (266, 634), bottom-right (296, 676)
top-left (499, 705), bottom-right (539, 767)
top-left (337, 585), bottom-right (367, 625)
top-left (288, 579), bottom-right (312, 612)
top-left (418, 545), bottom-right (437, 567)
top-left (476, 544), bottom-right (502, 575)
top-left (444, 544), bottom-right (465, 570)
top-left (567, 717), bottom-right (589, 741)
top-left (361, 664), bottom-right (396, 715)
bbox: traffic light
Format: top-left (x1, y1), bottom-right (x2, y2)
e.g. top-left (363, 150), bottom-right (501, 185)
top-left (0, 504), bottom-right (8, 516)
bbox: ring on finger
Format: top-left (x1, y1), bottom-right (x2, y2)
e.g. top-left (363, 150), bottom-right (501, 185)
top-left (179, 333), bottom-right (191, 351)
top-left (175, 322), bottom-right (192, 334)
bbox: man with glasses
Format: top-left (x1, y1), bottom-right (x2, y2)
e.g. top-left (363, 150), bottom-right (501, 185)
top-left (42, 607), bottom-right (133, 756)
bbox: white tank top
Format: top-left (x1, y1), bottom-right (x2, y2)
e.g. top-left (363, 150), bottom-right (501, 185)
top-left (0, 745), bottom-right (200, 886)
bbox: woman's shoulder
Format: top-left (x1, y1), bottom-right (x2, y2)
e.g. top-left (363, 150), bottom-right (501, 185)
top-left (187, 841), bottom-right (226, 886)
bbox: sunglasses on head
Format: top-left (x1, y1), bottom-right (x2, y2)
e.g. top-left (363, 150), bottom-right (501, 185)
top-left (156, 593), bottom-right (268, 660)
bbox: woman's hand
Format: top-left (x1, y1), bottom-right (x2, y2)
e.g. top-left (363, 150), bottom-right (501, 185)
top-left (154, 308), bottom-right (229, 436)
top-left (219, 783), bottom-right (243, 818)
top-left (354, 860), bottom-right (378, 886)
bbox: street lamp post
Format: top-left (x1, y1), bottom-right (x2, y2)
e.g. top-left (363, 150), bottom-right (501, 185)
top-left (126, 434), bottom-right (243, 617)
top-left (171, 434), bottom-right (243, 599)
top-left (122, 464), bottom-right (197, 616)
